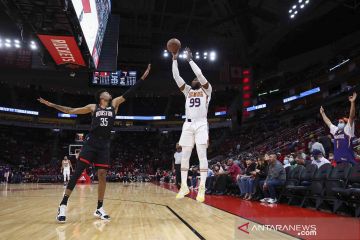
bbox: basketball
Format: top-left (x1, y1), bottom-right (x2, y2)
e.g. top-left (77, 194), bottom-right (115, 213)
top-left (167, 38), bottom-right (181, 53)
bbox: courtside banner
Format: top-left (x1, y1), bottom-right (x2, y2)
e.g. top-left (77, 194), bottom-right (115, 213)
top-left (37, 35), bottom-right (86, 66)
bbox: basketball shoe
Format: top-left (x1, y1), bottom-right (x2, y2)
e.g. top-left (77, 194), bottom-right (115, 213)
top-left (56, 205), bottom-right (67, 223)
top-left (176, 184), bottom-right (190, 199)
top-left (94, 207), bottom-right (111, 220)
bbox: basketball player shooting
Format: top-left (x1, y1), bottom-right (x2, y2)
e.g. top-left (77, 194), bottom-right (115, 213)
top-left (61, 156), bottom-right (73, 186)
top-left (38, 64), bottom-right (151, 223)
top-left (171, 47), bottom-right (212, 203)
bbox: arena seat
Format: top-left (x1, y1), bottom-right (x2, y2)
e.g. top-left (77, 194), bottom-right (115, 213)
top-left (319, 163), bottom-right (352, 212)
top-left (332, 164), bottom-right (360, 216)
top-left (285, 164), bottom-right (318, 205)
top-left (290, 163), bottom-right (332, 208)
top-left (278, 165), bottom-right (305, 203)
top-left (37, 175), bottom-right (60, 183)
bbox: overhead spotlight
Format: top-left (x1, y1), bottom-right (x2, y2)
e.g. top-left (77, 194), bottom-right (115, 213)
top-left (5, 39), bottom-right (11, 43)
top-left (30, 44), bottom-right (37, 50)
top-left (195, 55), bottom-right (200, 59)
top-left (14, 44), bottom-right (21, 48)
top-left (298, 0), bottom-right (303, 3)
top-left (5, 43), bottom-right (11, 48)
top-left (204, 52), bottom-right (208, 56)
top-left (30, 40), bottom-right (35, 45)
top-left (289, 9), bottom-right (293, 13)
top-left (203, 56), bottom-right (207, 59)
top-left (209, 51), bottom-right (216, 61)
top-left (294, 11), bottom-right (298, 14)
top-left (195, 51), bottom-right (199, 55)
top-left (292, 5), bottom-right (297, 9)
top-left (14, 39), bottom-right (20, 44)
top-left (290, 14), bottom-right (295, 18)
top-left (300, 4), bottom-right (304, 8)
top-left (305, 0), bottom-right (309, 3)
top-left (163, 52), bottom-right (169, 57)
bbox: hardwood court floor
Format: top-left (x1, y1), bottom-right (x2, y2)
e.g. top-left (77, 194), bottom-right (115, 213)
top-left (0, 182), bottom-right (296, 240)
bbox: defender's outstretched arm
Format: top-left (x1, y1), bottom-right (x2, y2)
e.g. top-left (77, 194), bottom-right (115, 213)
top-left (112, 64), bottom-right (151, 112)
top-left (38, 98), bottom-right (94, 114)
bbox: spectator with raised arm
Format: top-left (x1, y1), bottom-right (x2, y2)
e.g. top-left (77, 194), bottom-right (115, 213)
top-left (320, 92), bottom-right (357, 165)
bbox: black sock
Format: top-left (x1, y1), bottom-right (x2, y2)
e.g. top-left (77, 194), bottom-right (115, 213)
top-left (60, 194), bottom-right (69, 206)
top-left (97, 200), bottom-right (103, 209)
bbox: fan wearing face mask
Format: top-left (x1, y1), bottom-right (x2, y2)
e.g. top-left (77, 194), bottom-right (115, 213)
top-left (320, 92), bottom-right (357, 165)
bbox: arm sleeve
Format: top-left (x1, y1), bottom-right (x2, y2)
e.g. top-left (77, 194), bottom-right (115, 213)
top-left (172, 60), bottom-right (191, 96)
top-left (172, 60), bottom-right (186, 88)
top-left (189, 60), bottom-right (207, 85)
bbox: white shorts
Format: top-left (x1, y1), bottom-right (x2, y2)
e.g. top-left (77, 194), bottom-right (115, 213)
top-left (179, 120), bottom-right (209, 147)
top-left (63, 169), bottom-right (70, 177)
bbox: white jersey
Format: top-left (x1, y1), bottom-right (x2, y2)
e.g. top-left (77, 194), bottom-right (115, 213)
top-left (182, 85), bottom-right (212, 120)
top-left (174, 152), bottom-right (182, 165)
top-left (63, 160), bottom-right (70, 171)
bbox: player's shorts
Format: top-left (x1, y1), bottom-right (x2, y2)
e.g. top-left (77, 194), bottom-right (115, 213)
top-left (179, 119), bottom-right (209, 147)
top-left (78, 135), bottom-right (110, 169)
top-left (63, 168), bottom-right (70, 176)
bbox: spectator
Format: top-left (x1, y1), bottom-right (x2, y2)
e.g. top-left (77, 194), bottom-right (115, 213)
top-left (237, 158), bottom-right (256, 200)
top-left (252, 156), bottom-right (268, 200)
top-left (310, 138), bottom-right (326, 156)
top-left (205, 165), bottom-right (219, 194)
top-left (295, 153), bottom-right (311, 167)
top-left (328, 152), bottom-right (337, 166)
top-left (212, 159), bottom-right (240, 195)
top-left (319, 92), bottom-right (357, 165)
top-left (311, 149), bottom-right (330, 168)
top-left (318, 135), bottom-right (333, 157)
top-left (260, 154), bottom-right (286, 204)
top-left (173, 143), bottom-right (182, 189)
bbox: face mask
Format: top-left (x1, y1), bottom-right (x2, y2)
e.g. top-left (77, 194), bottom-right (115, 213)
top-left (337, 123), bottom-right (345, 130)
top-left (283, 159), bottom-right (289, 165)
top-left (289, 157), bottom-right (294, 162)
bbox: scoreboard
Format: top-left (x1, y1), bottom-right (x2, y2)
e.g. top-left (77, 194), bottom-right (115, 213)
top-left (91, 70), bottom-right (137, 87)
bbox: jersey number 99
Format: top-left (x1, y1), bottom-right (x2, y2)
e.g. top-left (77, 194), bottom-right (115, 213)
top-left (189, 98), bottom-right (200, 107)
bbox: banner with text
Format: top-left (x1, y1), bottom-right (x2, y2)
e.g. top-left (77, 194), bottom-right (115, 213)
top-left (37, 35), bottom-right (85, 66)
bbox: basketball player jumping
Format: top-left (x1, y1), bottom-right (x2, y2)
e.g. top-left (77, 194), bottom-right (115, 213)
top-left (38, 64), bottom-right (151, 223)
top-left (61, 156), bottom-right (73, 186)
top-left (172, 47), bottom-right (211, 203)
